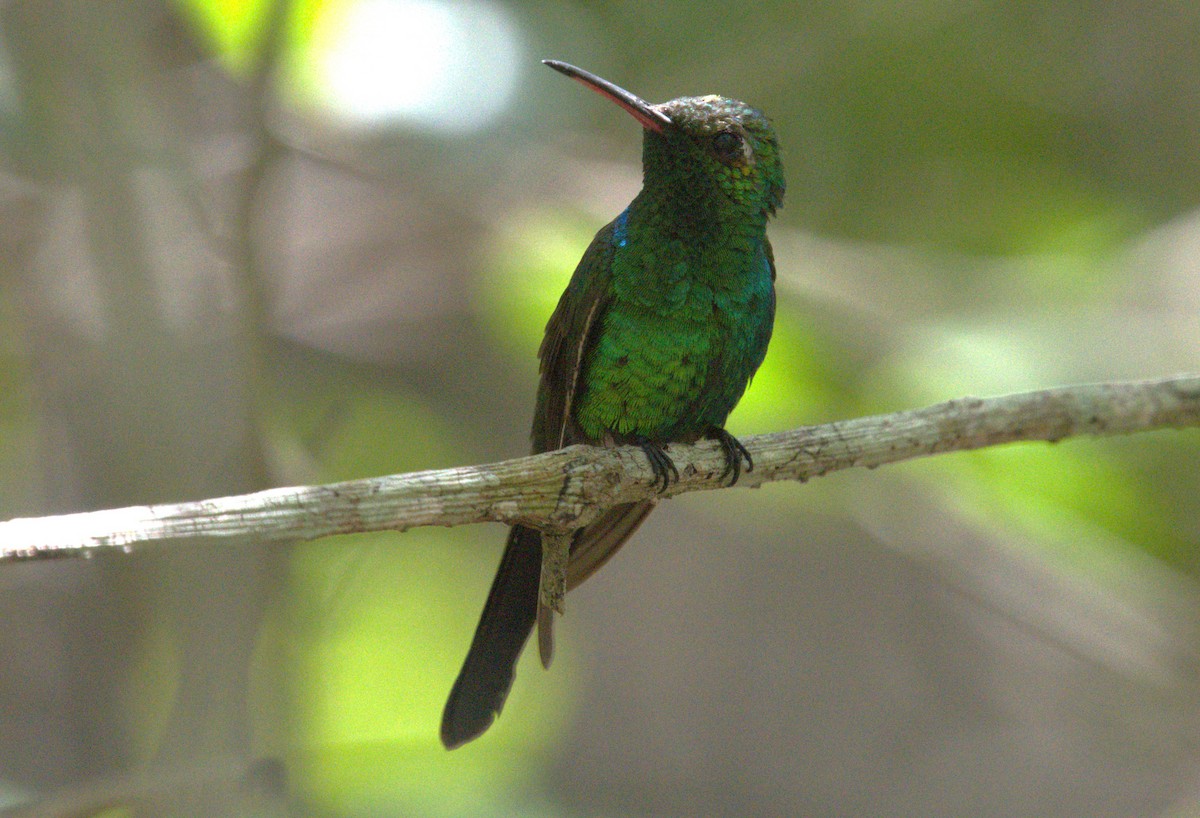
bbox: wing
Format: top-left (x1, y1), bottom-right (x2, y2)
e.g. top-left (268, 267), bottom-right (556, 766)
top-left (565, 499), bottom-right (656, 590)
top-left (532, 220), bottom-right (617, 453)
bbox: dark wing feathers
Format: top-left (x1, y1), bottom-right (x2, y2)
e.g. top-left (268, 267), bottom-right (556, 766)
top-left (566, 500), bottom-right (656, 590)
top-left (532, 222), bottom-right (617, 452)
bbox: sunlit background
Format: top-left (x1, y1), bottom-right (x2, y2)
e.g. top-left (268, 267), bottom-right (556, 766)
top-left (1, 0), bottom-right (1200, 816)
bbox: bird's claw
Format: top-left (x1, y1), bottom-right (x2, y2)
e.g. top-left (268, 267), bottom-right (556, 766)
top-left (709, 427), bottom-right (753, 486)
top-left (634, 436), bottom-right (679, 493)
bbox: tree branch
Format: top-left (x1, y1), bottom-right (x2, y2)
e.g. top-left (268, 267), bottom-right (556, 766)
top-left (3, 375), bottom-right (1198, 563)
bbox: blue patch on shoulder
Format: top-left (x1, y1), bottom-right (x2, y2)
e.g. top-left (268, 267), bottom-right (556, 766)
top-left (612, 207), bottom-right (630, 248)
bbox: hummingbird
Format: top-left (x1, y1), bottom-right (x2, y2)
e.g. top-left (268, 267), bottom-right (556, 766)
top-left (441, 60), bottom-right (785, 749)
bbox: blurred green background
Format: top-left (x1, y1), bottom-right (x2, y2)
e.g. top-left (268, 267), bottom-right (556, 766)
top-left (1, 1), bottom-right (1199, 816)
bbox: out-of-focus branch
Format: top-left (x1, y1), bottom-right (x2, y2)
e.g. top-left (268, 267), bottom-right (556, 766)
top-left (2, 375), bottom-right (1198, 562)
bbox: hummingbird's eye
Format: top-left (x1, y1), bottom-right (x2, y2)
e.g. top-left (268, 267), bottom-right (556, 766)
top-left (711, 130), bottom-right (744, 162)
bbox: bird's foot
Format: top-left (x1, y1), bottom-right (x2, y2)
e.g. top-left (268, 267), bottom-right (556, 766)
top-left (708, 427), bottom-right (753, 486)
top-left (633, 436), bottom-right (679, 493)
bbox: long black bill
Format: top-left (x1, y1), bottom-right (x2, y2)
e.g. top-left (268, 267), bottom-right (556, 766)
top-left (543, 59), bottom-right (672, 132)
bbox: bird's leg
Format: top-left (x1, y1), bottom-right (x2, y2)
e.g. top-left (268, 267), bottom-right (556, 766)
top-left (707, 426), bottom-right (753, 486)
top-left (633, 436), bottom-right (679, 493)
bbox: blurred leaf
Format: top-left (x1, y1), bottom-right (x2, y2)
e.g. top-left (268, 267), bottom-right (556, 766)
top-left (474, 207), bottom-right (594, 365)
top-left (918, 443), bottom-right (1167, 579)
top-left (173, 0), bottom-right (324, 104)
top-left (174, 0), bottom-right (280, 68)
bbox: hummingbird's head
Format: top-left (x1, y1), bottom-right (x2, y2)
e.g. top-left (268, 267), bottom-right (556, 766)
top-left (542, 60), bottom-right (785, 221)
top-left (648, 95), bottom-right (785, 219)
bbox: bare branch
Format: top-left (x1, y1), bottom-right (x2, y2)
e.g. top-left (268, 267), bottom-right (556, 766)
top-left (2, 375), bottom-right (1198, 563)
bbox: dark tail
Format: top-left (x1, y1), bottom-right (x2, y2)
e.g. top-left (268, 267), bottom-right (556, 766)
top-left (441, 501), bottom-right (656, 749)
top-left (441, 524), bottom-right (542, 749)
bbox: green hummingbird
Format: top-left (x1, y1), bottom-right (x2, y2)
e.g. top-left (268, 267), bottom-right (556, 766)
top-left (441, 60), bottom-right (785, 749)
